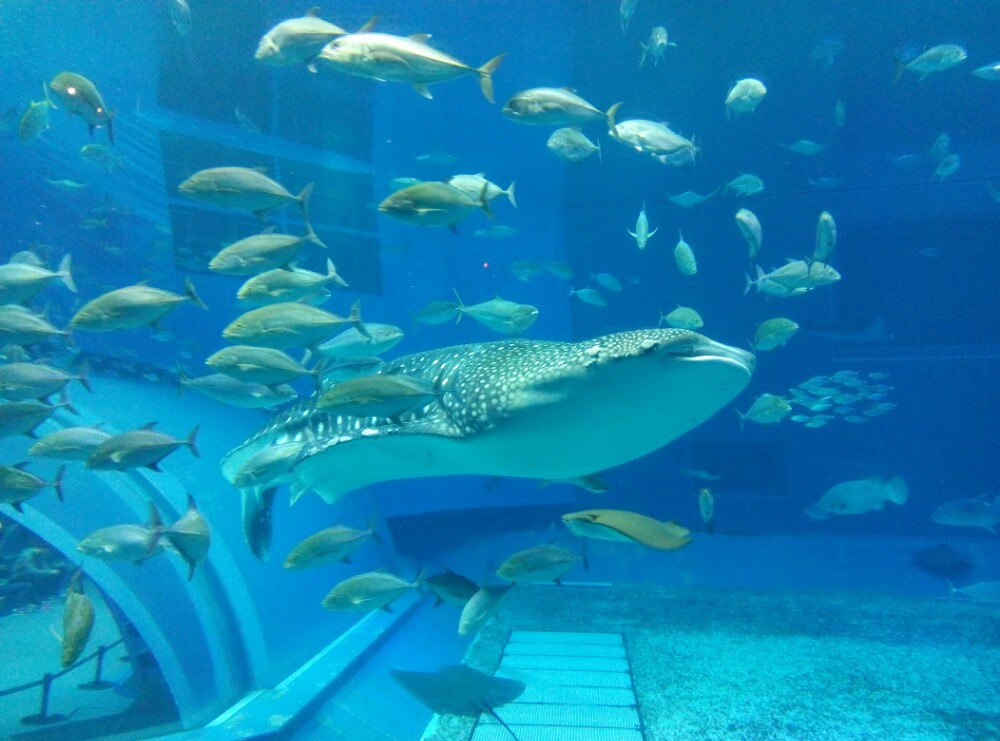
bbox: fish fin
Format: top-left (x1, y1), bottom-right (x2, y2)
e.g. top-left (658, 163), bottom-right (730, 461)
top-left (482, 705), bottom-right (518, 740)
top-left (297, 182), bottom-right (315, 228)
top-left (148, 502), bottom-right (163, 531)
top-left (88, 124), bottom-right (95, 140)
top-left (147, 462), bottom-right (162, 472)
top-left (477, 53), bottom-right (506, 104)
top-left (307, 60), bottom-right (318, 74)
top-left (306, 224), bottom-right (327, 249)
top-left (639, 43), bottom-right (648, 68)
top-left (13, 502), bottom-right (23, 513)
top-left (736, 409), bottom-right (745, 431)
top-left (605, 102), bottom-right (622, 135)
top-left (53, 465), bottom-right (65, 502)
top-left (553, 577), bottom-right (562, 586)
top-left (186, 424), bottom-right (201, 458)
top-left (433, 596), bottom-right (443, 607)
top-left (14, 461), bottom-right (30, 470)
top-left (289, 479), bottom-right (309, 505)
top-left (448, 223), bottom-right (460, 235)
top-left (381, 604), bottom-right (393, 613)
top-left (184, 277), bottom-right (208, 310)
top-left (626, 229), bottom-right (637, 239)
top-left (479, 183), bottom-right (495, 220)
top-left (357, 15), bottom-right (378, 33)
top-left (58, 253), bottom-right (76, 292)
top-left (408, 33), bottom-right (432, 43)
top-left (76, 360), bottom-right (92, 393)
top-left (412, 83), bottom-right (433, 100)
top-left (348, 300), bottom-right (371, 340)
top-left (341, 555), bottom-right (352, 564)
top-left (306, 6), bottom-right (320, 16)
top-left (506, 181), bottom-right (517, 209)
top-left (648, 226), bottom-right (658, 238)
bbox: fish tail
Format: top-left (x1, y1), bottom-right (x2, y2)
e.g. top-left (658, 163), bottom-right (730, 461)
top-left (479, 183), bottom-right (495, 220)
top-left (148, 501), bottom-right (163, 531)
top-left (174, 361), bottom-right (188, 399)
top-left (185, 424), bottom-right (201, 458)
top-left (325, 258), bottom-right (349, 287)
top-left (893, 59), bottom-right (905, 84)
top-left (42, 81), bottom-right (54, 108)
top-left (184, 277), bottom-right (208, 310)
top-left (367, 515), bottom-right (384, 544)
top-left (58, 253), bottom-right (77, 292)
top-left (53, 465), bottom-right (66, 502)
top-left (476, 53), bottom-right (506, 104)
top-left (885, 476), bottom-right (908, 505)
top-left (306, 223), bottom-right (328, 249)
top-left (505, 181), bottom-right (517, 209)
top-left (736, 409), bottom-right (745, 431)
top-left (596, 135), bottom-right (603, 164)
top-left (357, 15), bottom-right (378, 33)
top-left (59, 387), bottom-right (79, 416)
top-left (77, 360), bottom-right (92, 393)
top-left (297, 182), bottom-right (315, 226)
top-left (348, 299), bottom-right (372, 339)
top-left (451, 289), bottom-right (465, 323)
top-left (639, 43), bottom-right (648, 69)
top-left (606, 102), bottom-right (622, 136)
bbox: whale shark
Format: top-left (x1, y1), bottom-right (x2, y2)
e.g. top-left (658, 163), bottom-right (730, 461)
top-left (221, 328), bottom-right (754, 506)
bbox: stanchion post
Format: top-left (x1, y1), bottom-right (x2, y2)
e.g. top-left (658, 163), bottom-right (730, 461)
top-left (21, 672), bottom-right (67, 725)
top-left (79, 644), bottom-right (114, 690)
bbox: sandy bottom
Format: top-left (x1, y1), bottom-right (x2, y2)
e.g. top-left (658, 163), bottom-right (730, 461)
top-left (425, 584), bottom-right (1000, 740)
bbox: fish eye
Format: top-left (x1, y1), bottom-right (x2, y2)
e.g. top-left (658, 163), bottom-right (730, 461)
top-left (67, 86), bottom-right (77, 95)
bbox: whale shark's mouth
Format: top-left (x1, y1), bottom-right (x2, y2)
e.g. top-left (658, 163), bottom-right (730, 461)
top-left (672, 335), bottom-right (756, 375)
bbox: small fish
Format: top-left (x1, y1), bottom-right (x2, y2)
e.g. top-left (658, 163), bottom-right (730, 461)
top-left (808, 176), bottom-right (844, 190)
top-left (179, 167), bottom-right (314, 221)
top-left (541, 261), bottom-right (573, 280)
top-left (546, 127), bottom-right (601, 162)
top-left (673, 230), bottom-right (697, 276)
top-left (390, 176), bottom-right (424, 192)
top-left (415, 300), bottom-right (461, 325)
top-left (205, 345), bottom-right (315, 386)
top-left (734, 208), bottom-right (762, 263)
top-left (0, 463), bottom-right (64, 512)
top-left (46, 178), bottom-right (88, 191)
top-left (425, 570), bottom-right (479, 608)
top-left (932, 495), bottom-right (1000, 533)
top-left (971, 62), bottom-right (1000, 80)
top-left (666, 189), bottom-right (716, 208)
top-left (778, 139), bottom-right (827, 156)
top-left (454, 293), bottom-right (538, 334)
top-left (458, 584), bottom-right (512, 636)
top-left (932, 154), bottom-right (960, 182)
top-left (222, 300), bottom-right (367, 349)
top-left (86, 422), bottom-right (199, 472)
top-left (753, 318), bottom-right (799, 351)
top-left (496, 544), bottom-right (582, 584)
top-left (415, 151), bottom-right (458, 165)
top-left (255, 8), bottom-right (353, 69)
top-left (317, 32), bottom-right (505, 103)
top-left (950, 581), bottom-right (1000, 603)
top-left (473, 225), bottom-right (517, 239)
top-left (18, 84), bottom-right (55, 143)
top-left (620, 0), bottom-right (638, 33)
top-left (0, 360), bottom-right (89, 400)
top-left (71, 278), bottom-right (206, 331)
top-left (683, 469), bottom-right (722, 482)
top-left (379, 181), bottom-right (492, 230)
top-left (803, 415), bottom-right (834, 428)
top-left (737, 394), bottom-right (791, 429)
top-left (592, 273), bottom-right (622, 292)
top-left (627, 200), bottom-right (658, 249)
top-left (168, 0), bottom-right (191, 36)
top-left (237, 259), bottom-right (347, 306)
top-left (231, 442), bottom-right (305, 490)
top-left (814, 211), bottom-right (837, 264)
top-left (80, 143), bottom-right (124, 171)
top-left (178, 368), bottom-right (297, 409)
top-left (49, 72), bottom-right (114, 142)
top-left (843, 415), bottom-right (868, 423)
top-left (319, 322), bottom-right (404, 359)
top-left (863, 402), bottom-right (897, 417)
top-left (284, 523), bottom-right (381, 569)
top-left (540, 473), bottom-right (610, 494)
top-left (80, 218), bottom-right (108, 229)
top-left (660, 305), bottom-right (703, 330)
top-left (447, 174), bottom-right (516, 210)
top-left (570, 287), bottom-right (607, 307)
top-left (59, 570), bottom-right (95, 667)
top-left (698, 488), bottom-right (714, 534)
top-left (896, 44), bottom-right (967, 81)
top-left (726, 174), bottom-right (764, 196)
top-left (806, 477), bottom-right (908, 519)
top-left (317, 374), bottom-right (439, 418)
top-left (503, 88), bottom-right (619, 128)
top-left (77, 503), bottom-right (164, 563)
top-left (834, 99), bottom-right (846, 126)
top-left (639, 26), bottom-right (676, 68)
top-left (725, 78), bottom-right (767, 118)
top-left (161, 494), bottom-right (211, 580)
top-left (322, 570), bottom-right (421, 612)
top-left (562, 509), bottom-right (692, 550)
top-left (29, 426), bottom-right (111, 461)
top-left (210, 226), bottom-right (326, 276)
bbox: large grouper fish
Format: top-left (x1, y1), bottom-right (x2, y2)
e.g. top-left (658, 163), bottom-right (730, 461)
top-left (221, 328), bottom-right (754, 505)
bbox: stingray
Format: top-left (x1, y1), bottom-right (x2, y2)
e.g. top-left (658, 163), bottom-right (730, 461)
top-left (221, 328), bottom-right (754, 506)
top-left (665, 188), bottom-right (718, 208)
top-left (391, 664), bottom-right (525, 739)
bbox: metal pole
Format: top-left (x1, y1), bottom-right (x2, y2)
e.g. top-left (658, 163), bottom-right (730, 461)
top-left (79, 644), bottom-right (114, 690)
top-left (21, 672), bottom-right (67, 725)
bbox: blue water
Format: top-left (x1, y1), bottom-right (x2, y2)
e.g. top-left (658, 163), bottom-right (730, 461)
top-left (0, 0), bottom-right (997, 738)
